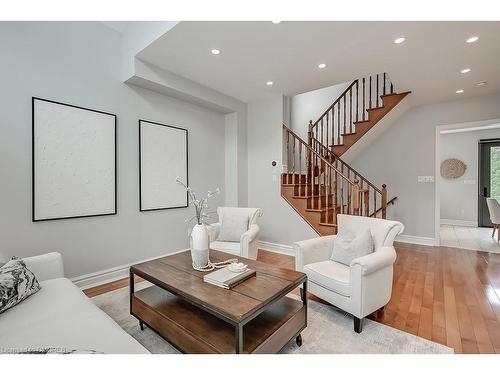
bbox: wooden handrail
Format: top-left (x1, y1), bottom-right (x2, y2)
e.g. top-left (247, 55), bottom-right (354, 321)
top-left (309, 73), bottom-right (394, 151)
top-left (310, 79), bottom-right (358, 130)
top-left (309, 137), bottom-right (383, 194)
top-left (283, 124), bottom-right (353, 186)
top-left (370, 197), bottom-right (398, 218)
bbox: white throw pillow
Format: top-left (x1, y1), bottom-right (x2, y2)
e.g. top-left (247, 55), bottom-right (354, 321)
top-left (217, 209), bottom-right (250, 242)
top-left (330, 229), bottom-right (374, 266)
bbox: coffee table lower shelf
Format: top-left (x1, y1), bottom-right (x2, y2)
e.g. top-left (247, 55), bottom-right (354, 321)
top-left (131, 285), bottom-right (306, 354)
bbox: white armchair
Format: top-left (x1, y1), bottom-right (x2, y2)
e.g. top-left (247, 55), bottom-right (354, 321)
top-left (294, 214), bottom-right (404, 333)
top-left (208, 207), bottom-right (263, 260)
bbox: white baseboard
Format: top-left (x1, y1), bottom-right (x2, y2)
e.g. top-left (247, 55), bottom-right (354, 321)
top-left (396, 234), bottom-right (436, 247)
top-left (258, 241), bottom-right (295, 257)
top-left (440, 219), bottom-right (478, 227)
top-left (71, 248), bottom-right (189, 290)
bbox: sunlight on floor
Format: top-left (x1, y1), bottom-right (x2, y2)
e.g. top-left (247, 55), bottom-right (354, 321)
top-left (440, 225), bottom-right (500, 253)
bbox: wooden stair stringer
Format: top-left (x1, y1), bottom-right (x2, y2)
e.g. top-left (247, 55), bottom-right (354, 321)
top-left (330, 91), bottom-right (410, 157)
top-left (281, 184), bottom-right (337, 236)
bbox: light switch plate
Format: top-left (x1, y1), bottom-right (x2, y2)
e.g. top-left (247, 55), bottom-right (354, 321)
top-left (418, 176), bottom-right (435, 183)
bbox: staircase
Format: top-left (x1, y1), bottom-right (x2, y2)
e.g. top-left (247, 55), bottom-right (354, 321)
top-left (281, 73), bottom-right (409, 235)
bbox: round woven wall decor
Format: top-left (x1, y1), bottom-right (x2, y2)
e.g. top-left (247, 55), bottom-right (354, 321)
top-left (440, 158), bottom-right (467, 179)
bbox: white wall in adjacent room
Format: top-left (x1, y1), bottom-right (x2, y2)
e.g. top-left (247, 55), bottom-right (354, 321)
top-left (349, 93), bottom-right (500, 240)
top-left (439, 127), bottom-right (500, 225)
top-left (0, 22), bottom-right (226, 278)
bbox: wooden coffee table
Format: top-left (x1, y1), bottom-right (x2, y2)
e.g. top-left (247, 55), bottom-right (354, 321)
top-left (129, 249), bottom-right (307, 354)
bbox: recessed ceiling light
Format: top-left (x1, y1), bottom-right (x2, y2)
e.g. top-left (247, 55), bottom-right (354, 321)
top-left (318, 63), bottom-right (327, 69)
top-left (272, 21), bottom-right (281, 24)
top-left (460, 68), bottom-right (471, 74)
top-left (266, 81), bottom-right (274, 86)
top-left (394, 37), bottom-right (405, 44)
top-left (466, 36), bottom-right (479, 43)
top-left (456, 89), bottom-right (464, 94)
top-left (211, 49), bottom-right (220, 55)
top-left (477, 81), bottom-right (487, 86)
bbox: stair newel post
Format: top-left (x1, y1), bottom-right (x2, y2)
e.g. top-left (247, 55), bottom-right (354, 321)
top-left (363, 189), bottom-right (369, 217)
top-left (352, 179), bottom-right (360, 216)
top-left (382, 184), bottom-right (388, 219)
top-left (285, 127), bottom-right (290, 184)
top-left (307, 120), bottom-right (313, 204)
top-left (292, 137), bottom-right (297, 185)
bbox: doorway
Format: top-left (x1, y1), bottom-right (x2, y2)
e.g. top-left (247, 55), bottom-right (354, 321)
top-left (478, 138), bottom-right (500, 227)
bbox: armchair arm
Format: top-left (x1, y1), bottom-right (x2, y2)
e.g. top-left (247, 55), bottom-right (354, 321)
top-left (207, 222), bottom-right (221, 242)
top-left (240, 224), bottom-right (259, 244)
top-left (23, 252), bottom-right (65, 282)
top-left (240, 224), bottom-right (260, 260)
top-left (294, 235), bottom-right (335, 271)
top-left (350, 246), bottom-right (396, 276)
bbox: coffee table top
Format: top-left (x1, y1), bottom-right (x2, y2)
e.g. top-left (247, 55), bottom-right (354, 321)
top-left (131, 250), bottom-right (306, 324)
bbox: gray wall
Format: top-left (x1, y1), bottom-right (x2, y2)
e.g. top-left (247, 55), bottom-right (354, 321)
top-left (247, 95), bottom-right (317, 245)
top-left (350, 93), bottom-right (500, 239)
top-left (0, 22), bottom-right (226, 278)
top-left (440, 127), bottom-right (500, 224)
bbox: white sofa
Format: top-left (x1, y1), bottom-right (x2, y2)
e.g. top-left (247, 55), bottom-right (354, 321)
top-left (294, 214), bottom-right (404, 333)
top-left (208, 207), bottom-right (262, 260)
top-left (0, 252), bottom-right (148, 354)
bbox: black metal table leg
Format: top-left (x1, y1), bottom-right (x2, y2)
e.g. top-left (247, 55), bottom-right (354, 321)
top-left (235, 324), bottom-right (243, 354)
top-left (302, 279), bottom-right (308, 324)
top-left (296, 334), bottom-right (302, 347)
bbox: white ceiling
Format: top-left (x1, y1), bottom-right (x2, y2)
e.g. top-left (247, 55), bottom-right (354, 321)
top-left (136, 21), bottom-right (500, 105)
top-left (101, 21), bottom-right (130, 33)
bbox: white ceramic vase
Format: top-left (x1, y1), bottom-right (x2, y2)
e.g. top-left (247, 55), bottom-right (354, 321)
top-left (190, 224), bottom-right (209, 268)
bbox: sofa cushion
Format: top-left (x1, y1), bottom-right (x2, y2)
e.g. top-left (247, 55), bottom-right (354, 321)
top-left (0, 257), bottom-right (41, 314)
top-left (304, 260), bottom-right (351, 297)
top-left (217, 208), bottom-right (249, 242)
top-left (210, 241), bottom-right (241, 256)
top-left (330, 229), bottom-right (374, 266)
top-left (0, 277), bottom-right (148, 354)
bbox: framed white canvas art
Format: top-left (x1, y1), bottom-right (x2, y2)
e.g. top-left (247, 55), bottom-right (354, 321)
top-left (139, 120), bottom-right (188, 211)
top-left (32, 97), bottom-right (117, 221)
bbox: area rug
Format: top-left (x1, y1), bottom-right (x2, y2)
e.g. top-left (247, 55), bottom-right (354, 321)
top-left (91, 282), bottom-right (453, 354)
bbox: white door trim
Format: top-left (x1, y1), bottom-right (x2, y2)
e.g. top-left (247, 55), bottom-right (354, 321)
top-left (434, 118), bottom-right (500, 246)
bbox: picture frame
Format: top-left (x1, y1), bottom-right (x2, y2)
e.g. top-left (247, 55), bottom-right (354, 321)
top-left (32, 97), bottom-right (117, 221)
top-left (139, 119), bottom-right (189, 211)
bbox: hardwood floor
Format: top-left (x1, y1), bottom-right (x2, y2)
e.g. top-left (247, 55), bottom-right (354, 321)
top-left (84, 243), bottom-right (500, 354)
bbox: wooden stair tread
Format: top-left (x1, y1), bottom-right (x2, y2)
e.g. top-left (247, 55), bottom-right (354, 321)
top-left (353, 119), bottom-right (370, 125)
top-left (280, 83), bottom-right (407, 236)
top-left (366, 105), bottom-right (385, 112)
top-left (318, 222), bottom-right (337, 227)
top-left (380, 91), bottom-right (411, 98)
top-left (305, 207), bottom-right (334, 213)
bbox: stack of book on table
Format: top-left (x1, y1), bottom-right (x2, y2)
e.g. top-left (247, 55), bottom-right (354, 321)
top-left (203, 267), bottom-right (256, 289)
